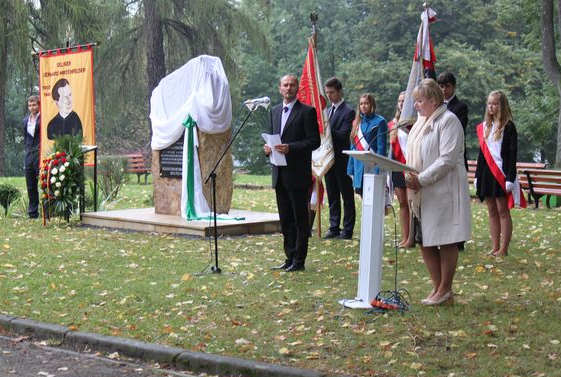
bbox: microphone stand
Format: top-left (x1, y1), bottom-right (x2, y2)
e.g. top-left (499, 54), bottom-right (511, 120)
top-left (203, 104), bottom-right (261, 274)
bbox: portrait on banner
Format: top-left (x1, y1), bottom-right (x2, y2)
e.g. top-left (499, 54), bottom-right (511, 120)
top-left (39, 47), bottom-right (95, 165)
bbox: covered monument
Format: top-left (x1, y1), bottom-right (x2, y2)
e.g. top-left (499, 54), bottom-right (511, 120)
top-left (150, 55), bottom-right (233, 218)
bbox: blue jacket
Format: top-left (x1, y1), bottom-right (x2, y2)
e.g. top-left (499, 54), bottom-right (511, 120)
top-left (347, 113), bottom-right (388, 189)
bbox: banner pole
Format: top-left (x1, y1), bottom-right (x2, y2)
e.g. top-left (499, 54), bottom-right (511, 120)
top-left (32, 42), bottom-right (99, 56)
top-left (316, 177), bottom-right (322, 238)
top-left (310, 12), bottom-right (323, 239)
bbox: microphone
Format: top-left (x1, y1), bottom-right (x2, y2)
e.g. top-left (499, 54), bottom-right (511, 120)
top-left (244, 96), bottom-right (271, 110)
top-left (356, 121), bottom-right (411, 152)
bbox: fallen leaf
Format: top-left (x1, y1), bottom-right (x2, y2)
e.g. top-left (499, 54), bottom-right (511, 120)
top-left (410, 362), bottom-right (422, 370)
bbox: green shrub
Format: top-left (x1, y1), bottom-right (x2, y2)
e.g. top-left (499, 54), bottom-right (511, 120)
top-left (0, 184), bottom-right (21, 216)
top-left (97, 155), bottom-right (129, 201)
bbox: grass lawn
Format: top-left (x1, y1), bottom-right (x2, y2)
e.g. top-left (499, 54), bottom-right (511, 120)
top-left (0, 174), bottom-right (560, 376)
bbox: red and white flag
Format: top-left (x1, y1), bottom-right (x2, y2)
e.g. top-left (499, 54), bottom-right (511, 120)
top-left (297, 37), bottom-right (334, 179)
top-left (399, 7), bottom-right (438, 126)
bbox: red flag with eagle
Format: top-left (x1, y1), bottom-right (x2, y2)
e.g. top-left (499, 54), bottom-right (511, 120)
top-left (399, 6), bottom-right (438, 126)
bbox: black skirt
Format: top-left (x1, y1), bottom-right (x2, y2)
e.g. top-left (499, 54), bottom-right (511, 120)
top-left (477, 164), bottom-right (506, 200)
top-left (392, 171), bottom-right (406, 188)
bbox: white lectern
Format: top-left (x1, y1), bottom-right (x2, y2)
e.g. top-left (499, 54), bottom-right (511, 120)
top-left (339, 150), bottom-right (417, 309)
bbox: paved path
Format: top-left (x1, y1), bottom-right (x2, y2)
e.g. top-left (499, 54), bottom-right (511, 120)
top-left (0, 335), bottom-right (194, 377)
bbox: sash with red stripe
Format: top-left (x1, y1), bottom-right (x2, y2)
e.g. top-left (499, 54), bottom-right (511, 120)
top-left (476, 123), bottom-right (526, 209)
top-left (389, 121), bottom-right (406, 164)
top-left (353, 126), bottom-right (370, 151)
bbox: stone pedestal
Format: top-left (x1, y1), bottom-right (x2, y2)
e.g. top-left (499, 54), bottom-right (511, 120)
top-left (153, 150), bottom-right (182, 216)
top-left (153, 129), bottom-right (233, 216)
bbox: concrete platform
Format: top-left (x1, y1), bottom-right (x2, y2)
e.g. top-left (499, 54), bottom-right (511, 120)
top-left (81, 208), bottom-right (280, 237)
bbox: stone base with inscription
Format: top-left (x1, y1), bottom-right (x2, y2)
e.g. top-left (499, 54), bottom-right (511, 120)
top-left (153, 129), bottom-right (233, 216)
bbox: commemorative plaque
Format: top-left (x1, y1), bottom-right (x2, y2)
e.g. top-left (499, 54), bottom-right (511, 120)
top-left (159, 134), bottom-right (184, 178)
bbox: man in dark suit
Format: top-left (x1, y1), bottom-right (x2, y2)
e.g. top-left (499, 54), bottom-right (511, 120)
top-left (437, 72), bottom-right (469, 167)
top-left (264, 74), bottom-right (320, 272)
top-left (323, 77), bottom-right (356, 239)
top-left (23, 95), bottom-right (41, 218)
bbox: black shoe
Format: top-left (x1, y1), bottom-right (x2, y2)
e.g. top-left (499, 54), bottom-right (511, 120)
top-left (323, 231), bottom-right (340, 239)
top-left (337, 233), bottom-right (352, 240)
top-left (285, 264), bottom-right (305, 272)
top-left (271, 262), bottom-right (290, 270)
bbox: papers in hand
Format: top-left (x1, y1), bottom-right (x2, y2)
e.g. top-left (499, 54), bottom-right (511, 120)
top-left (261, 133), bottom-right (287, 166)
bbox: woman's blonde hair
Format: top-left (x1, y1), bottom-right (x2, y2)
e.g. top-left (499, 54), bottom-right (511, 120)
top-left (390, 91), bottom-right (406, 143)
top-left (484, 90), bottom-right (513, 141)
top-left (394, 91), bottom-right (406, 121)
top-left (412, 78), bottom-right (444, 107)
top-left (350, 93), bottom-right (376, 140)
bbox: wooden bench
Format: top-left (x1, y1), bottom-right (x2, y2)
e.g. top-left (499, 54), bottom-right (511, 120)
top-left (519, 168), bottom-right (561, 208)
top-left (125, 153), bottom-right (150, 184)
top-left (467, 160), bottom-right (548, 185)
top-left (467, 160), bottom-right (477, 184)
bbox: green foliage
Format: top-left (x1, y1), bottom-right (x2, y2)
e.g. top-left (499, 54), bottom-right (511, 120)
top-left (1, 0), bottom-right (559, 173)
top-left (235, 0), bottom-right (557, 169)
top-left (96, 155), bottom-right (129, 201)
top-left (0, 183), bottom-right (21, 215)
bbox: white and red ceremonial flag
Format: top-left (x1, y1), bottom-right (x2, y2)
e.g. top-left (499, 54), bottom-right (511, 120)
top-left (399, 7), bottom-right (437, 126)
top-left (297, 37), bottom-right (334, 179)
top-left (39, 45), bottom-right (96, 165)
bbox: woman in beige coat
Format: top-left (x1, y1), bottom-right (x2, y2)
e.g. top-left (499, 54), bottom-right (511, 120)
top-left (405, 78), bottom-right (471, 306)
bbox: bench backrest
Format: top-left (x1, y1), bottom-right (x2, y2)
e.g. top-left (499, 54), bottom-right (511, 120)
top-left (520, 168), bottom-right (561, 190)
top-left (124, 153), bottom-right (149, 172)
top-left (466, 160), bottom-right (548, 184)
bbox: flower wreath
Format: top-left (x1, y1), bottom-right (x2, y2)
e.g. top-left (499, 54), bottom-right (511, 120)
top-left (40, 148), bottom-right (83, 223)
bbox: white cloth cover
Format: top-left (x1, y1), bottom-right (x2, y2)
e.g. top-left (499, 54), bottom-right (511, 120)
top-left (150, 55), bottom-right (232, 219)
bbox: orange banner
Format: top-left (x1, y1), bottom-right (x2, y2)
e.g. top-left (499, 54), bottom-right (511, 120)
top-left (39, 47), bottom-right (95, 165)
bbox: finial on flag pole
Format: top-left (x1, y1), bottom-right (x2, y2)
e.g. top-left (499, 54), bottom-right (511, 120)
top-left (310, 12), bottom-right (319, 47)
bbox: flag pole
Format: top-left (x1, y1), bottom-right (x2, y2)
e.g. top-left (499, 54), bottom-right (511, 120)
top-left (310, 12), bottom-right (322, 238)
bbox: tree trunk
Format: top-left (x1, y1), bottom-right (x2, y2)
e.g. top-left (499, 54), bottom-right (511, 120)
top-left (144, 0), bottom-right (166, 140)
top-left (144, 0), bottom-right (166, 94)
top-left (0, 30), bottom-right (7, 176)
top-left (540, 0), bottom-right (561, 166)
top-left (558, 98), bottom-right (561, 167)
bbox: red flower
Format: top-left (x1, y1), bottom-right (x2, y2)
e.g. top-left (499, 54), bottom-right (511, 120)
top-left (61, 151), bottom-right (67, 157)
top-left (55, 152), bottom-right (61, 158)
top-left (61, 157), bottom-right (67, 164)
top-left (52, 159), bottom-right (59, 166)
top-left (41, 182), bottom-right (47, 189)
